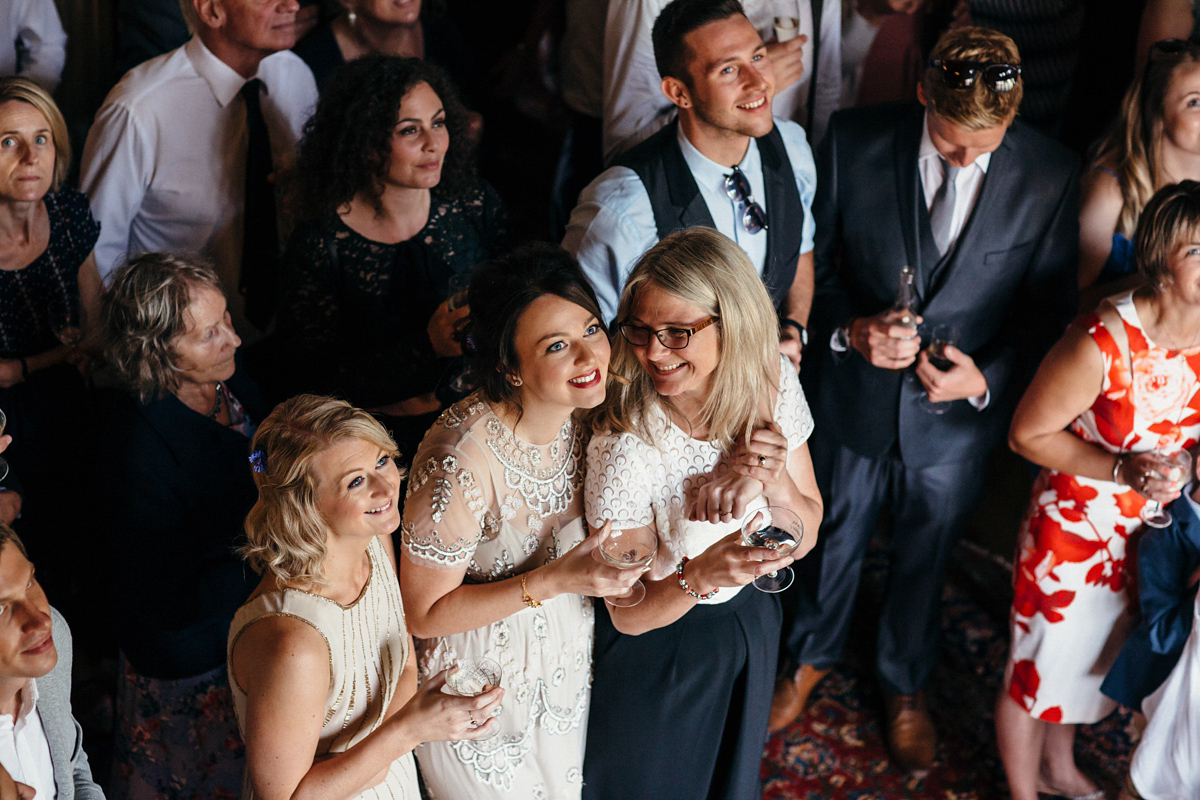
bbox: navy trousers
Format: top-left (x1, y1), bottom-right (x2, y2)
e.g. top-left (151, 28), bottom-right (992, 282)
top-left (784, 425), bottom-right (988, 694)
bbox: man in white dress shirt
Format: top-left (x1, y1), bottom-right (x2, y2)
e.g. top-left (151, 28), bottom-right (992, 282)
top-left (0, 0), bottom-right (67, 92)
top-left (602, 0), bottom-right (839, 163)
top-left (80, 0), bottom-right (317, 338)
top-left (563, 0), bottom-right (817, 370)
top-left (0, 524), bottom-right (103, 800)
top-left (779, 27), bottom-right (1078, 770)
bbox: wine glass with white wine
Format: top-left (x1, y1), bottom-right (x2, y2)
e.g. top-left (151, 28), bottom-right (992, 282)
top-left (741, 506), bottom-right (804, 593)
top-left (50, 291), bottom-right (84, 351)
top-left (1139, 449), bottom-right (1193, 529)
top-left (594, 518), bottom-right (658, 607)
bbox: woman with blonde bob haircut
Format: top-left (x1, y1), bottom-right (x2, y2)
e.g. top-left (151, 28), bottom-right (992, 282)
top-left (582, 227), bottom-right (824, 800)
top-left (229, 394), bottom-right (502, 800)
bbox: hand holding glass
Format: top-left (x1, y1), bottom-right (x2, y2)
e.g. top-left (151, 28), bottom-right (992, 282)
top-left (594, 521), bottom-right (658, 607)
top-left (741, 506), bottom-right (804, 593)
top-left (444, 657), bottom-right (502, 739)
top-left (1140, 449), bottom-right (1193, 529)
top-left (918, 324), bottom-right (958, 415)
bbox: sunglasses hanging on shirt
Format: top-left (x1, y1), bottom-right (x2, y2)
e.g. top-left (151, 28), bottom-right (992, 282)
top-left (723, 166), bottom-right (768, 234)
top-left (929, 59), bottom-right (1021, 93)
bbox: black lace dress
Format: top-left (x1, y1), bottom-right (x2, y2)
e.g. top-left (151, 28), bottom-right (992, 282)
top-left (278, 181), bottom-right (509, 453)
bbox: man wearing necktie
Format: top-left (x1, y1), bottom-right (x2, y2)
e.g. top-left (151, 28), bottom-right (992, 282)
top-left (81, 0), bottom-right (317, 339)
top-left (772, 27), bottom-right (1079, 770)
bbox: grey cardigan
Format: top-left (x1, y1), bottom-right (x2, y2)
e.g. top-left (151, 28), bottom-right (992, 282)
top-left (35, 608), bottom-right (104, 800)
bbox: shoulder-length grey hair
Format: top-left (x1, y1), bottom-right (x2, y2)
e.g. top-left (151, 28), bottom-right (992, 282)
top-left (102, 252), bottom-right (225, 402)
top-left (591, 227), bottom-right (779, 449)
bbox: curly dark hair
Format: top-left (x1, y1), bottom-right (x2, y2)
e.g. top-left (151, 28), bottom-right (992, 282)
top-left (466, 243), bottom-right (606, 415)
top-left (290, 55), bottom-right (474, 222)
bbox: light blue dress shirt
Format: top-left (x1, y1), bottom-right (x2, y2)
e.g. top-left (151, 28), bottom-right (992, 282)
top-left (562, 118), bottom-right (817, 324)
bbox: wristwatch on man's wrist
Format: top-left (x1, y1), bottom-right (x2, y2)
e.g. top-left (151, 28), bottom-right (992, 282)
top-left (780, 317), bottom-right (808, 347)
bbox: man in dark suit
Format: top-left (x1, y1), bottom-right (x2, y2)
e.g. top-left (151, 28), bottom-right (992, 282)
top-left (773, 27), bottom-right (1079, 770)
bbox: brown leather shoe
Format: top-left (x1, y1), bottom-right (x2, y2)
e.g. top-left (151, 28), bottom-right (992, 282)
top-left (884, 692), bottom-right (937, 771)
top-left (767, 665), bottom-right (830, 733)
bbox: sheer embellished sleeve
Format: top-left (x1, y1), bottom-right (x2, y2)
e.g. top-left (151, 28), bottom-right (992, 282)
top-left (774, 353), bottom-right (815, 450)
top-left (401, 432), bottom-right (496, 572)
top-left (584, 429), bottom-right (661, 530)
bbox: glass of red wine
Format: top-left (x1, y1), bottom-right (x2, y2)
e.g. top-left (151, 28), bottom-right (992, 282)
top-left (918, 324), bottom-right (958, 415)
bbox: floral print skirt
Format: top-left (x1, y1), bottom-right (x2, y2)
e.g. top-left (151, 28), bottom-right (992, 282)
top-left (109, 657), bottom-right (244, 800)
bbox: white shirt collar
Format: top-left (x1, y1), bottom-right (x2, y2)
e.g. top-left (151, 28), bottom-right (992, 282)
top-left (676, 125), bottom-right (762, 190)
top-left (0, 680), bottom-right (39, 731)
top-left (918, 110), bottom-right (992, 173)
top-left (185, 35), bottom-right (266, 108)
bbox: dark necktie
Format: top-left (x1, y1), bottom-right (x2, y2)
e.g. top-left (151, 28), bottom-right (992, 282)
top-left (239, 79), bottom-right (279, 330)
top-left (929, 156), bottom-right (962, 256)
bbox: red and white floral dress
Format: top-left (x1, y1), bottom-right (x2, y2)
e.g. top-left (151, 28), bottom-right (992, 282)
top-left (1006, 291), bottom-right (1200, 724)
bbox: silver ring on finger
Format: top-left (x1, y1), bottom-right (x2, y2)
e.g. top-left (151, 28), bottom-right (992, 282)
top-left (758, 455), bottom-right (766, 468)
top-left (468, 712), bottom-right (479, 728)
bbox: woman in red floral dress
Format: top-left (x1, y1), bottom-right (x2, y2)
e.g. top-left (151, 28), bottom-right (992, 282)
top-left (996, 182), bottom-right (1200, 800)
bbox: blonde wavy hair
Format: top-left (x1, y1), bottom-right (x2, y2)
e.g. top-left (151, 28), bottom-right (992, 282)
top-left (242, 395), bottom-right (401, 589)
top-left (921, 26), bottom-right (1023, 131)
top-left (1092, 41), bottom-right (1200, 238)
top-left (591, 228), bottom-right (779, 449)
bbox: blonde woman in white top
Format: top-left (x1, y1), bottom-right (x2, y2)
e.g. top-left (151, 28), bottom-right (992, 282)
top-left (583, 227), bottom-right (823, 800)
top-left (227, 395), bottom-right (501, 800)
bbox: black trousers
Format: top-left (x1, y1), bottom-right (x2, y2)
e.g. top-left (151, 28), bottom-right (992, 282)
top-left (783, 424), bottom-right (987, 695)
top-left (583, 586), bottom-right (780, 800)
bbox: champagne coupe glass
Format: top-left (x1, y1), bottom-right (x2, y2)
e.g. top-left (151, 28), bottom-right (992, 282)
top-left (741, 506), bottom-right (804, 593)
top-left (918, 323), bottom-right (958, 415)
top-left (0, 409), bottom-right (8, 482)
top-left (445, 657), bottom-right (503, 739)
top-left (1140, 449), bottom-right (1193, 529)
top-left (595, 519), bottom-right (659, 607)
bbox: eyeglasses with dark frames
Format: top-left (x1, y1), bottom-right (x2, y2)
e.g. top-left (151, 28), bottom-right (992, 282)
top-left (929, 58), bottom-right (1021, 93)
top-left (723, 166), bottom-right (768, 234)
top-left (618, 316), bottom-right (719, 349)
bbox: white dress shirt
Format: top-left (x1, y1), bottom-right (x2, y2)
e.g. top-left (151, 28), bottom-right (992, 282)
top-left (0, 0), bottom-right (67, 92)
top-left (0, 680), bottom-right (56, 800)
top-left (562, 118), bottom-right (816, 324)
top-left (602, 0), bottom-right (841, 164)
top-left (917, 110), bottom-right (990, 253)
top-left (79, 36), bottom-right (318, 335)
top-left (831, 111), bottom-right (992, 408)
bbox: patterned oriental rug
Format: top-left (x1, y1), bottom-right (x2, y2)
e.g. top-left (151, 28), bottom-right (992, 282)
top-left (762, 540), bottom-right (1136, 799)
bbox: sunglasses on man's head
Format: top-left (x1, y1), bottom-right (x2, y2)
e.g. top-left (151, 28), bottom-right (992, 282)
top-left (929, 59), bottom-right (1021, 93)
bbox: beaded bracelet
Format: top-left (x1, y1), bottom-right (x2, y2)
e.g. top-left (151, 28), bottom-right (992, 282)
top-left (676, 557), bottom-right (718, 600)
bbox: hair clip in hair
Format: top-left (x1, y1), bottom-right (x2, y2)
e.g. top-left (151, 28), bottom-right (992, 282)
top-left (249, 449), bottom-right (267, 473)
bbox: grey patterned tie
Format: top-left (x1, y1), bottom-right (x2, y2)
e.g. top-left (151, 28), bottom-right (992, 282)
top-left (929, 157), bottom-right (962, 256)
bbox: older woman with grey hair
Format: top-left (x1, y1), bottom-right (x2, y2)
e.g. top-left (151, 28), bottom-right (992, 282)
top-left (96, 252), bottom-right (267, 799)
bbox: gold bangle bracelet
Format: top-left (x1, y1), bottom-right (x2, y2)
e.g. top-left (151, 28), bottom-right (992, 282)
top-left (520, 573), bottom-right (542, 608)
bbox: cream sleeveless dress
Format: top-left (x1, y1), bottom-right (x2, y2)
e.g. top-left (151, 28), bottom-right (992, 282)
top-left (228, 536), bottom-right (419, 799)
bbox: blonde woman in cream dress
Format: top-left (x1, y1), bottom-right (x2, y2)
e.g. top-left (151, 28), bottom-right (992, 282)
top-left (228, 395), bottom-right (501, 800)
top-left (400, 245), bottom-right (640, 799)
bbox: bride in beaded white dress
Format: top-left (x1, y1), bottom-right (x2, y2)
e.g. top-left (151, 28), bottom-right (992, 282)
top-left (399, 245), bottom-right (638, 800)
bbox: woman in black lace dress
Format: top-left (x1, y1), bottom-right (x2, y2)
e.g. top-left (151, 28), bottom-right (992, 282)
top-left (279, 56), bottom-right (508, 461)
